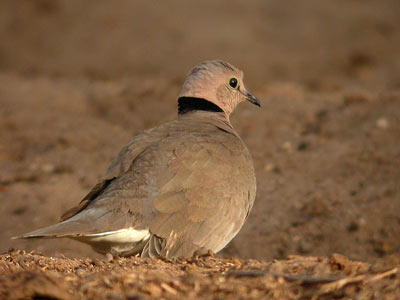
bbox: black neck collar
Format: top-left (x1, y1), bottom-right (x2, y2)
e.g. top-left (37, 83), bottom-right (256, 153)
top-left (178, 97), bottom-right (224, 115)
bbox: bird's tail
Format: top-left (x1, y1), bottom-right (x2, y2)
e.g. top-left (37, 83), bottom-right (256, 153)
top-left (12, 218), bottom-right (86, 240)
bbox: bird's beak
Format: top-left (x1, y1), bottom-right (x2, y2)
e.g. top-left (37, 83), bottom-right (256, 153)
top-left (241, 90), bottom-right (261, 107)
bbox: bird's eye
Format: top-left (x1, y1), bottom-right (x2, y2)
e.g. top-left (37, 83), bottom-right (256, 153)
top-left (229, 78), bottom-right (238, 89)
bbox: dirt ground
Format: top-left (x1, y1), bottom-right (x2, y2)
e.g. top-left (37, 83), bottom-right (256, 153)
top-left (1, 0), bottom-right (400, 299)
top-left (1, 250), bottom-right (400, 300)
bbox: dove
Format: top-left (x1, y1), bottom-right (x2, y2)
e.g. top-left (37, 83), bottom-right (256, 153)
top-left (14, 60), bottom-right (260, 258)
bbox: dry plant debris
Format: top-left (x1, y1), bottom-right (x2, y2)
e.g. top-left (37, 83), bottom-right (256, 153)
top-left (0, 250), bottom-right (399, 300)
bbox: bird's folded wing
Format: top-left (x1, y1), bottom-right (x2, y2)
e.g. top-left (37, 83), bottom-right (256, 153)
top-left (60, 129), bottom-right (161, 222)
top-left (147, 136), bottom-right (253, 257)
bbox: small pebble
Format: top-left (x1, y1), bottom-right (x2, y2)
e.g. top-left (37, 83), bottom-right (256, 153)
top-left (281, 141), bottom-right (293, 153)
top-left (42, 163), bottom-right (55, 173)
top-left (106, 253), bottom-right (114, 262)
top-left (264, 163), bottom-right (275, 172)
top-left (376, 117), bottom-right (389, 129)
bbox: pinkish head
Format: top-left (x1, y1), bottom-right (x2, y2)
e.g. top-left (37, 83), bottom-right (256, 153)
top-left (179, 60), bottom-right (260, 117)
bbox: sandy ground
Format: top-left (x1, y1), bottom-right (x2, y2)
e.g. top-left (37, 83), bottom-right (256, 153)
top-left (1, 0), bottom-right (400, 299)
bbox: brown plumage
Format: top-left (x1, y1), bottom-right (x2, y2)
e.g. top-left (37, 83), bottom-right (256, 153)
top-left (14, 60), bottom-right (260, 258)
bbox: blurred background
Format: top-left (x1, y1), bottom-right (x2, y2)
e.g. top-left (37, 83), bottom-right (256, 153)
top-left (1, 0), bottom-right (399, 262)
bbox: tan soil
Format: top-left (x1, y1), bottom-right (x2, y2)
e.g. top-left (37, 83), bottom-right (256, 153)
top-left (1, 0), bottom-right (400, 299)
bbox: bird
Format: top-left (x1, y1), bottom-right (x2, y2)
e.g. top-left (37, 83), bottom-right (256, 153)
top-left (14, 60), bottom-right (260, 258)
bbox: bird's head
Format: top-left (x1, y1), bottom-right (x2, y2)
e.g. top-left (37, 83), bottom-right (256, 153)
top-left (179, 60), bottom-right (260, 117)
